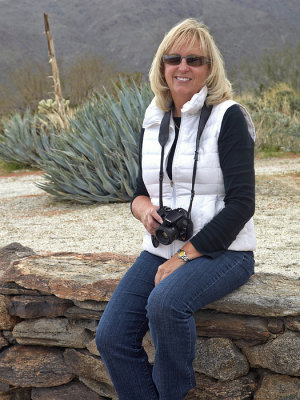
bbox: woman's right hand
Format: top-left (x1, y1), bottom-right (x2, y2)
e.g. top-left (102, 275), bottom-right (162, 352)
top-left (131, 196), bottom-right (163, 235)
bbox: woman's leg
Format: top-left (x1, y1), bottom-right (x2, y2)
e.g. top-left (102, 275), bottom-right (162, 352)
top-left (146, 250), bottom-right (254, 400)
top-left (95, 250), bottom-right (166, 400)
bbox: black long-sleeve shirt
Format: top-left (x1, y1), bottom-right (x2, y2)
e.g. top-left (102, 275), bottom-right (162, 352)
top-left (131, 104), bottom-right (255, 258)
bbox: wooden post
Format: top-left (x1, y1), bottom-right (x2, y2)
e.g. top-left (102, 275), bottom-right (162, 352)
top-left (43, 13), bottom-right (67, 127)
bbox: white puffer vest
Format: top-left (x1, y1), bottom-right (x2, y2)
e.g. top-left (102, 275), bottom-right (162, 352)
top-left (141, 86), bottom-right (256, 259)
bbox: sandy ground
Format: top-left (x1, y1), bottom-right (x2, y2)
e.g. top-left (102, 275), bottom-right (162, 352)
top-left (0, 157), bottom-right (299, 277)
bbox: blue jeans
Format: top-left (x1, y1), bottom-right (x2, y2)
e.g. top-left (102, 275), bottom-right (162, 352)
top-left (95, 250), bottom-right (254, 400)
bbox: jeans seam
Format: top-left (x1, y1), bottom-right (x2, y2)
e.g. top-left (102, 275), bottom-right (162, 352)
top-left (188, 253), bottom-right (250, 308)
top-left (134, 318), bottom-right (158, 399)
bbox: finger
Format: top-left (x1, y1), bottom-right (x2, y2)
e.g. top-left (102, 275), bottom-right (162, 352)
top-left (151, 209), bottom-right (163, 224)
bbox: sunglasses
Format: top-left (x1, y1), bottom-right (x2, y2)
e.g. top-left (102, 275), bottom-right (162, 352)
top-left (163, 54), bottom-right (211, 67)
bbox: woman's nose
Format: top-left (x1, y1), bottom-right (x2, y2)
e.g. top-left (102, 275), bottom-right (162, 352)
top-left (178, 58), bottom-right (189, 71)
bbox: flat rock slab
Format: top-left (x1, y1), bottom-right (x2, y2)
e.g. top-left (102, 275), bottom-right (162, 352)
top-left (194, 310), bottom-right (272, 342)
top-left (0, 252), bottom-right (135, 302)
top-left (1, 252), bottom-right (299, 316)
top-left (13, 318), bottom-right (97, 348)
top-left (8, 295), bottom-right (73, 319)
top-left (205, 272), bottom-right (300, 317)
top-left (0, 345), bottom-right (74, 387)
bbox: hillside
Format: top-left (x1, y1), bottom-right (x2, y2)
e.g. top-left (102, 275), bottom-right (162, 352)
top-left (0, 0), bottom-right (299, 83)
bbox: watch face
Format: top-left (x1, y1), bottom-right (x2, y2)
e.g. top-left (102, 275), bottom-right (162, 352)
top-left (179, 250), bottom-right (185, 257)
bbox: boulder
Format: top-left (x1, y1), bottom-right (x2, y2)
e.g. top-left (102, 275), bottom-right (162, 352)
top-left (0, 345), bottom-right (74, 387)
top-left (193, 337), bottom-right (249, 381)
top-left (254, 373), bottom-right (300, 400)
top-left (244, 330), bottom-right (300, 376)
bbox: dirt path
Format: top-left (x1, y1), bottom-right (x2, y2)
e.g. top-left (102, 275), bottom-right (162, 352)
top-left (0, 157), bottom-right (299, 277)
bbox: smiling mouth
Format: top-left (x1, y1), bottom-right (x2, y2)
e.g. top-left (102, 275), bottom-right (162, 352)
top-left (175, 76), bottom-right (192, 81)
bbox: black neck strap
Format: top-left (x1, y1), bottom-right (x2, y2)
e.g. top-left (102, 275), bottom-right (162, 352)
top-left (158, 103), bottom-right (213, 216)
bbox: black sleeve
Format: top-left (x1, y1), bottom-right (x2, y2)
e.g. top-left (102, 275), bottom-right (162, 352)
top-left (190, 104), bottom-right (255, 256)
top-left (130, 128), bottom-right (149, 213)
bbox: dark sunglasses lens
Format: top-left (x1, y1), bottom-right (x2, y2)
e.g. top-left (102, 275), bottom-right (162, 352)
top-left (163, 55), bottom-right (181, 65)
top-left (186, 56), bottom-right (204, 66)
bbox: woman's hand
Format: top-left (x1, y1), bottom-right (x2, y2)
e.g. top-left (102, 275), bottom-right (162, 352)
top-left (155, 243), bottom-right (203, 285)
top-left (131, 196), bottom-right (163, 235)
top-left (155, 256), bottom-right (185, 286)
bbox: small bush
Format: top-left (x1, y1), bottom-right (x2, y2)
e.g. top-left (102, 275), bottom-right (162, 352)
top-left (238, 83), bottom-right (300, 152)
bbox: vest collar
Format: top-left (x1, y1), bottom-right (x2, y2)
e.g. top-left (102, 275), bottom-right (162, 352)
top-left (143, 86), bottom-right (208, 129)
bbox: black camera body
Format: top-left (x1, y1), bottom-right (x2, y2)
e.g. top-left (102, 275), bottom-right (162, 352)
top-left (151, 206), bottom-right (193, 247)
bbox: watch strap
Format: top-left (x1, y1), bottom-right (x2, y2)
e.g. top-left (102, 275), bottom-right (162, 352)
top-left (177, 249), bottom-right (190, 262)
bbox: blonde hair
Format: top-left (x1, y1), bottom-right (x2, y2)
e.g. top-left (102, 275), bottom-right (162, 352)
top-left (149, 18), bottom-right (232, 111)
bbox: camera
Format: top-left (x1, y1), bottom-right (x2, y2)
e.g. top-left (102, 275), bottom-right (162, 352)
top-left (151, 206), bottom-right (193, 247)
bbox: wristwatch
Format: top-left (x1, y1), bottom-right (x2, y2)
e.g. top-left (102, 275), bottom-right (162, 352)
top-left (177, 249), bottom-right (191, 262)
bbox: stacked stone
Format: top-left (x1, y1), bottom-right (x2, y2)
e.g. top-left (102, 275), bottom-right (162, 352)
top-left (0, 243), bottom-right (300, 400)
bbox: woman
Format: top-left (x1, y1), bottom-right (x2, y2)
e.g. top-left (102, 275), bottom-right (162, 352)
top-left (96, 18), bottom-right (256, 400)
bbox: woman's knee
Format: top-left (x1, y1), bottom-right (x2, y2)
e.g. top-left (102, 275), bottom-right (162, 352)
top-left (146, 286), bottom-right (188, 327)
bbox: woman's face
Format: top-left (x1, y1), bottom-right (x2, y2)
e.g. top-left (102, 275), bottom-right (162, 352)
top-left (164, 39), bottom-right (210, 104)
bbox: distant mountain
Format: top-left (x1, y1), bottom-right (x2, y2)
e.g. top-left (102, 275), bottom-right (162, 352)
top-left (0, 0), bottom-right (299, 82)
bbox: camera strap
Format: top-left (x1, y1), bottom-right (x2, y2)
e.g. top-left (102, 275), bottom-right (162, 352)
top-left (158, 103), bottom-right (213, 215)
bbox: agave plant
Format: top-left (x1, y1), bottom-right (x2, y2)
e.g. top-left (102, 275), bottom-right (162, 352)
top-left (0, 109), bottom-right (56, 166)
top-left (37, 79), bottom-right (153, 203)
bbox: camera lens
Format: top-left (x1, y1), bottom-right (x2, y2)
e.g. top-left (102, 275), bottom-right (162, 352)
top-left (155, 226), bottom-right (177, 245)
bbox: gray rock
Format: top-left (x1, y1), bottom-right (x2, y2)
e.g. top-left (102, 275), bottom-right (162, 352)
top-left (31, 381), bottom-right (106, 400)
top-left (0, 252), bottom-right (134, 302)
top-left (244, 330), bottom-right (300, 376)
top-left (79, 377), bottom-right (117, 400)
top-left (8, 295), bottom-right (73, 319)
top-left (13, 318), bottom-right (95, 348)
top-left (193, 337), bottom-right (249, 381)
top-left (195, 310), bottom-right (272, 342)
top-left (73, 300), bottom-right (107, 311)
top-left (253, 373), bottom-right (300, 400)
top-left (0, 345), bottom-right (74, 387)
top-left (205, 273), bottom-right (300, 317)
top-left (0, 334), bottom-right (8, 350)
top-left (186, 372), bottom-right (257, 400)
top-left (285, 316), bottom-right (300, 332)
top-left (0, 295), bottom-right (18, 330)
top-left (267, 317), bottom-right (285, 333)
top-left (63, 349), bottom-right (111, 385)
top-left (86, 338), bottom-right (99, 356)
top-left (63, 306), bottom-right (102, 320)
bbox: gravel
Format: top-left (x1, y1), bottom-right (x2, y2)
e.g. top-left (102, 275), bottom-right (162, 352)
top-left (0, 157), bottom-right (299, 277)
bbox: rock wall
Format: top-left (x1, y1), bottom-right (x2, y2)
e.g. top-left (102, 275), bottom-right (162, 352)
top-left (0, 243), bottom-right (299, 400)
